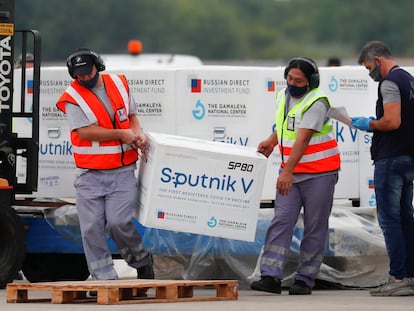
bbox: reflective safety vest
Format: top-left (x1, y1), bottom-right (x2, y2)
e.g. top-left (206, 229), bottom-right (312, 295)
top-left (275, 88), bottom-right (340, 173)
top-left (56, 74), bottom-right (138, 169)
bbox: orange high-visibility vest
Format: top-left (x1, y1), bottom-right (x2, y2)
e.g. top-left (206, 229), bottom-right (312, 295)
top-left (56, 74), bottom-right (138, 169)
top-left (275, 88), bottom-right (340, 173)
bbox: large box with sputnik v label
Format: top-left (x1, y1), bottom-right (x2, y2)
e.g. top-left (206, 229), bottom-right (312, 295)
top-left (137, 132), bottom-right (267, 242)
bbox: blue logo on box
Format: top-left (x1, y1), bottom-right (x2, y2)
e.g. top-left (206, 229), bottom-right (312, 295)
top-left (207, 216), bottom-right (217, 228)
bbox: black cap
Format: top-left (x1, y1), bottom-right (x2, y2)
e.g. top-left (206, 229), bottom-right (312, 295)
top-left (70, 54), bottom-right (94, 77)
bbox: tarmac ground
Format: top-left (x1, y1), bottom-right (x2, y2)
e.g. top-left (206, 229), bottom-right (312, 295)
top-left (2, 282), bottom-right (414, 311)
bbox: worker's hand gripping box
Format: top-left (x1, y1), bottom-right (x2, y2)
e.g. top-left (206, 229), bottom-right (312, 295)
top-left (137, 132), bottom-right (267, 242)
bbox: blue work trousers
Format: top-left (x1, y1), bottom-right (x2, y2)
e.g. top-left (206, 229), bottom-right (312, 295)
top-left (374, 155), bottom-right (414, 279)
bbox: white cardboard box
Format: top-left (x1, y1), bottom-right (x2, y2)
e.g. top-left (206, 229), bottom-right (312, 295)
top-left (137, 132), bottom-right (267, 241)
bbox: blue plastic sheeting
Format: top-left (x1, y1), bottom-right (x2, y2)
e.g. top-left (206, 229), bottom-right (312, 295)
top-left (22, 216), bottom-right (84, 254)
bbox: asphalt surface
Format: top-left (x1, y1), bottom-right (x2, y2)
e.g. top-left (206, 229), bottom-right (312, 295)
top-left (2, 282), bottom-right (414, 311)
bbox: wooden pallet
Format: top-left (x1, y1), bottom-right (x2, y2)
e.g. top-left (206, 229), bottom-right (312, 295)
top-left (6, 279), bottom-right (238, 305)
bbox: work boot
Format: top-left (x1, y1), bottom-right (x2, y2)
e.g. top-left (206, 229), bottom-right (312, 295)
top-left (137, 254), bottom-right (155, 279)
top-left (250, 276), bottom-right (281, 294)
top-left (289, 280), bottom-right (312, 295)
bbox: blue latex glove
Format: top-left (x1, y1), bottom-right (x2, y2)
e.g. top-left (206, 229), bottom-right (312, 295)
top-left (351, 116), bottom-right (375, 131)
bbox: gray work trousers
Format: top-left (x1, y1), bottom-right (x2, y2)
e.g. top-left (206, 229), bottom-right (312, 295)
top-left (74, 169), bottom-right (150, 280)
top-left (260, 173), bottom-right (337, 287)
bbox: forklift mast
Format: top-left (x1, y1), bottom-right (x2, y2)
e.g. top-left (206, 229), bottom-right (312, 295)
top-left (0, 0), bottom-right (42, 288)
top-left (0, 0), bottom-right (41, 195)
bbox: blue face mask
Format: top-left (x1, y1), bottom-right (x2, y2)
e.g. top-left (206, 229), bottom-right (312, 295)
top-left (287, 83), bottom-right (308, 97)
top-left (79, 72), bottom-right (99, 89)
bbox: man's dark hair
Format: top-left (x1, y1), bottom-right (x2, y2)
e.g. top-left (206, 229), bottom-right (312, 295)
top-left (358, 41), bottom-right (392, 65)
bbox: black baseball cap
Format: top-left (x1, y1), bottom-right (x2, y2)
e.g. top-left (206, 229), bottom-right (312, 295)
top-left (70, 54), bottom-right (94, 76)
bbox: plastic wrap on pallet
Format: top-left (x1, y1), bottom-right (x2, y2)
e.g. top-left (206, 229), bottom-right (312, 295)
top-left (143, 205), bottom-right (388, 289)
top-left (248, 206), bottom-right (388, 288)
top-left (44, 204), bottom-right (145, 252)
top-left (44, 204), bottom-right (83, 248)
top-left (43, 202), bottom-right (388, 289)
top-left (141, 211), bottom-right (268, 283)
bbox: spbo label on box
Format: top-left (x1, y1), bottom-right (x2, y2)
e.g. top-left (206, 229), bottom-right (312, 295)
top-left (137, 132), bottom-right (267, 241)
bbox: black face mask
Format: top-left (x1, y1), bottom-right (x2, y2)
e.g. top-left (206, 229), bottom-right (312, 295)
top-left (369, 63), bottom-right (381, 82)
top-left (287, 83), bottom-right (308, 97)
top-left (79, 72), bottom-right (99, 89)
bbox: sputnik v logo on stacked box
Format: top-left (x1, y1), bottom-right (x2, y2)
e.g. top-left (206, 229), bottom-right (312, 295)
top-left (137, 132), bottom-right (267, 242)
top-left (160, 163), bottom-right (255, 193)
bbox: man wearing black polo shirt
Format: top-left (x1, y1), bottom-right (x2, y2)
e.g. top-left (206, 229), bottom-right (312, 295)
top-left (351, 41), bottom-right (414, 296)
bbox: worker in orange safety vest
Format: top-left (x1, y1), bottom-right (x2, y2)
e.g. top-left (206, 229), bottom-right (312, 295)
top-left (56, 48), bottom-right (154, 284)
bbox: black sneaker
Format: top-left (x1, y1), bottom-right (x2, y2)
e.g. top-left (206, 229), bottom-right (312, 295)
top-left (250, 276), bottom-right (281, 294)
top-left (289, 280), bottom-right (312, 295)
top-left (137, 254), bottom-right (155, 279)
